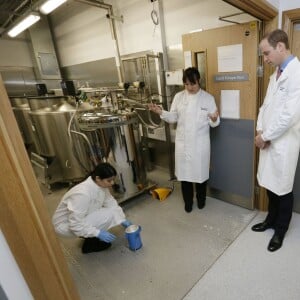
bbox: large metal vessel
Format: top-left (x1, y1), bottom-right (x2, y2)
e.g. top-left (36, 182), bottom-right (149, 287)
top-left (26, 95), bottom-right (153, 202)
top-left (28, 96), bottom-right (94, 185)
top-left (10, 96), bottom-right (36, 149)
top-left (77, 111), bottom-right (152, 202)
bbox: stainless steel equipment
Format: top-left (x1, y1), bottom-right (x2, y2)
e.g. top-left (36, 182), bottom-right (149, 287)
top-left (77, 111), bottom-right (153, 202)
top-left (10, 96), bottom-right (36, 149)
top-left (28, 96), bottom-right (94, 186)
top-left (26, 95), bottom-right (153, 202)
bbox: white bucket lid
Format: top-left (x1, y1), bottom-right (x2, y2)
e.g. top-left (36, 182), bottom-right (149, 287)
top-left (125, 224), bottom-right (139, 234)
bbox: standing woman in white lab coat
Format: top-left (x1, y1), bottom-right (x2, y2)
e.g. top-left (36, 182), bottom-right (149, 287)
top-left (149, 67), bottom-right (220, 212)
top-left (252, 29), bottom-right (300, 252)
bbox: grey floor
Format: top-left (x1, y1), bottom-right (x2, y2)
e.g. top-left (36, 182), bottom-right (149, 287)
top-left (43, 169), bottom-right (300, 300)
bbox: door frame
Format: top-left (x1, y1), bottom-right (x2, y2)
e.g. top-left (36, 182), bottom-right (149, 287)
top-left (222, 0), bottom-right (277, 21)
top-left (0, 75), bottom-right (80, 299)
top-left (0, 2), bottom-right (278, 299)
top-left (282, 8), bottom-right (300, 37)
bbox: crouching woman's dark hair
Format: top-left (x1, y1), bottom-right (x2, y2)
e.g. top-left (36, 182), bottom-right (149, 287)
top-left (91, 162), bottom-right (117, 180)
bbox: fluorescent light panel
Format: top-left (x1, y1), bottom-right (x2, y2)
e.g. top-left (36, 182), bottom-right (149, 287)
top-left (40, 0), bottom-right (67, 15)
top-left (7, 12), bottom-right (41, 38)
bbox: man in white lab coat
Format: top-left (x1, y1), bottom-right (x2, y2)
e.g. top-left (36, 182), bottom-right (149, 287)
top-left (149, 67), bottom-right (220, 212)
top-left (252, 29), bottom-right (300, 252)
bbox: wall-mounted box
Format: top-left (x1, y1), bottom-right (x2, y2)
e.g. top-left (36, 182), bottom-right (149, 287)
top-left (165, 70), bottom-right (183, 85)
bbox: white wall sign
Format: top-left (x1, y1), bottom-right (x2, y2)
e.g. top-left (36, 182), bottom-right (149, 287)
top-left (217, 44), bottom-right (243, 72)
top-left (165, 69), bottom-right (183, 85)
top-left (221, 90), bottom-right (240, 119)
top-left (184, 51), bottom-right (192, 68)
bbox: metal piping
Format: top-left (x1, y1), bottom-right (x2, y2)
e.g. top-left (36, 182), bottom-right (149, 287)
top-left (70, 130), bottom-right (98, 166)
top-left (219, 12), bottom-right (245, 24)
top-left (2, 0), bottom-right (32, 28)
top-left (157, 0), bottom-right (175, 179)
top-left (74, 0), bottom-right (125, 83)
top-left (0, 0), bottom-right (33, 36)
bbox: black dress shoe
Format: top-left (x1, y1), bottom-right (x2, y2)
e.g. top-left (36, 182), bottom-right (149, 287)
top-left (268, 234), bottom-right (283, 252)
top-left (251, 221), bottom-right (272, 232)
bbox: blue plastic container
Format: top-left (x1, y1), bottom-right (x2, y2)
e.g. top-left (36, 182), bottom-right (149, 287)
top-left (125, 225), bottom-right (142, 251)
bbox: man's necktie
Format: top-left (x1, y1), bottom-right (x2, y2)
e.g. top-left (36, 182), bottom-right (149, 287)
top-left (276, 67), bottom-right (282, 80)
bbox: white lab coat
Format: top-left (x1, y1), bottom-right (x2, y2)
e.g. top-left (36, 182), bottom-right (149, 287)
top-left (160, 89), bottom-right (220, 183)
top-left (257, 57), bottom-right (300, 195)
top-left (52, 176), bottom-right (126, 238)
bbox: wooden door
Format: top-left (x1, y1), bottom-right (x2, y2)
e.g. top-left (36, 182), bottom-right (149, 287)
top-left (182, 22), bottom-right (259, 209)
top-left (0, 75), bottom-right (80, 299)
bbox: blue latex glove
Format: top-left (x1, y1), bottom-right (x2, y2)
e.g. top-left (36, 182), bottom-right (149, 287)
top-left (121, 220), bottom-right (132, 228)
top-left (97, 230), bottom-right (116, 243)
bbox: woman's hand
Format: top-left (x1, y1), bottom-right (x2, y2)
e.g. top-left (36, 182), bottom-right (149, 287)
top-left (148, 103), bottom-right (163, 115)
top-left (208, 110), bottom-right (219, 122)
top-left (121, 220), bottom-right (132, 228)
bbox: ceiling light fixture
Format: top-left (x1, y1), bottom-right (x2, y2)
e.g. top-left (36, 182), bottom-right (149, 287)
top-left (7, 12), bottom-right (41, 38)
top-left (40, 0), bottom-right (68, 15)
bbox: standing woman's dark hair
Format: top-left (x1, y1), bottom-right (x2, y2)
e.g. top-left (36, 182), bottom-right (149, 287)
top-left (182, 67), bottom-right (200, 84)
top-left (91, 162), bottom-right (117, 180)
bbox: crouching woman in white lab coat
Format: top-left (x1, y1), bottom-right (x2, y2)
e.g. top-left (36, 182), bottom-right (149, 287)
top-left (149, 67), bottom-right (220, 212)
top-left (52, 162), bottom-right (132, 254)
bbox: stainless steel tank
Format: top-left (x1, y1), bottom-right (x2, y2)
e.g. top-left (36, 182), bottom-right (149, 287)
top-left (10, 96), bottom-right (36, 147)
top-left (77, 111), bottom-right (151, 202)
top-left (28, 96), bottom-right (95, 183)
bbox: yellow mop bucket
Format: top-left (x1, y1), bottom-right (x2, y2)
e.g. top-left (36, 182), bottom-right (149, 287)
top-left (150, 182), bottom-right (174, 201)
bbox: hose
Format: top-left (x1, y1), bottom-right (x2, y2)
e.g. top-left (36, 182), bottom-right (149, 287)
top-left (70, 130), bottom-right (98, 166)
top-left (120, 98), bottom-right (164, 129)
top-left (67, 101), bottom-right (79, 137)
